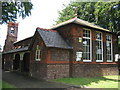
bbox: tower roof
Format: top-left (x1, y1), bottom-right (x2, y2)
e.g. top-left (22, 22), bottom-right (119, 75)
top-left (8, 22), bottom-right (19, 27)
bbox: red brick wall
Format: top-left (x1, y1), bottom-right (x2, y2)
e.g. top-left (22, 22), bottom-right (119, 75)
top-left (3, 54), bottom-right (13, 71)
top-left (47, 64), bottom-right (69, 79)
top-left (29, 32), bottom-right (48, 80)
top-left (50, 24), bottom-right (119, 78)
top-left (30, 32), bottom-right (47, 63)
top-left (30, 63), bottom-right (47, 80)
top-left (112, 34), bottom-right (119, 62)
top-left (71, 64), bottom-right (118, 77)
top-left (49, 48), bottom-right (70, 61)
top-left (54, 23), bottom-right (118, 63)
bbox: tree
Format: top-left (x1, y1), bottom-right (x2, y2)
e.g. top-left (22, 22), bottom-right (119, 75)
top-left (0, 0), bottom-right (33, 24)
top-left (0, 45), bottom-right (1, 52)
top-left (55, 1), bottom-right (120, 33)
top-left (94, 2), bottom-right (120, 32)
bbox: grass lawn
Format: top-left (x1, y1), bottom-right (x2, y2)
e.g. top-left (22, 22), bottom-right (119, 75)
top-left (53, 75), bottom-right (120, 88)
top-left (0, 81), bottom-right (16, 88)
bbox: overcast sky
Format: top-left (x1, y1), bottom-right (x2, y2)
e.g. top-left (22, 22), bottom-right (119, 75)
top-left (0, 0), bottom-right (70, 50)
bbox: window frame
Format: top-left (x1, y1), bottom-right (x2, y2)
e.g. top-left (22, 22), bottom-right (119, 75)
top-left (35, 45), bottom-right (41, 61)
top-left (95, 31), bottom-right (103, 62)
top-left (82, 28), bottom-right (92, 62)
top-left (106, 34), bottom-right (113, 62)
top-left (10, 27), bottom-right (15, 34)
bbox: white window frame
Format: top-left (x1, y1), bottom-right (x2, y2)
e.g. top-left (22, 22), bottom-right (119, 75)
top-left (36, 45), bottom-right (41, 61)
top-left (96, 32), bottom-right (103, 62)
top-left (83, 28), bottom-right (92, 62)
top-left (106, 34), bottom-right (113, 62)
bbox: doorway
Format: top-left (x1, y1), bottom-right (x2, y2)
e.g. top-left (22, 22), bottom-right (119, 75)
top-left (22, 53), bottom-right (30, 72)
top-left (13, 54), bottom-right (20, 70)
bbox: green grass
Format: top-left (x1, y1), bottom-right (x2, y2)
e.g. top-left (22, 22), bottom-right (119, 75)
top-left (53, 75), bottom-right (120, 88)
top-left (0, 81), bottom-right (1, 89)
top-left (0, 81), bottom-right (16, 88)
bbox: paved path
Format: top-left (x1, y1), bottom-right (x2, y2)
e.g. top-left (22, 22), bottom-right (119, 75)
top-left (2, 71), bottom-right (79, 89)
top-left (0, 53), bottom-right (2, 90)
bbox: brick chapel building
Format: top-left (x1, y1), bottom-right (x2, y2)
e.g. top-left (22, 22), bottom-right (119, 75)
top-left (2, 18), bottom-right (119, 80)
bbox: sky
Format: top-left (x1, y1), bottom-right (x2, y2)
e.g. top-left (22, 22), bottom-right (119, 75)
top-left (0, 0), bottom-right (70, 50)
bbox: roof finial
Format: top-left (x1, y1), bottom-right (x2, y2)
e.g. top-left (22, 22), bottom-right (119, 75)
top-left (73, 6), bottom-right (78, 18)
top-left (75, 13), bottom-right (78, 18)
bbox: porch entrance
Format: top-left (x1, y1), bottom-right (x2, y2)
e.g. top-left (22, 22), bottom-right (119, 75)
top-left (21, 53), bottom-right (30, 72)
top-left (13, 54), bottom-right (20, 70)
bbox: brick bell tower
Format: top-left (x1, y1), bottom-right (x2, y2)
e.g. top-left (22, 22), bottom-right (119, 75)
top-left (3, 22), bottom-right (18, 52)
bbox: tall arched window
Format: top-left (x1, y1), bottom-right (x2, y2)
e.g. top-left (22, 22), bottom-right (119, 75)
top-left (36, 45), bottom-right (41, 61)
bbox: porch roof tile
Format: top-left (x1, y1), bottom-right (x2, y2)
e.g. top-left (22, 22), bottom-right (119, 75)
top-left (3, 46), bottom-right (29, 54)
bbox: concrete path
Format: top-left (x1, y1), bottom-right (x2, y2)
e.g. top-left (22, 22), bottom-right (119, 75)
top-left (0, 53), bottom-right (2, 90)
top-left (2, 71), bottom-right (80, 89)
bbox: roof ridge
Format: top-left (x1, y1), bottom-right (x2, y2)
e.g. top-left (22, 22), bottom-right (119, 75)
top-left (50, 18), bottom-right (77, 29)
top-left (50, 17), bottom-right (111, 32)
top-left (14, 36), bottom-right (33, 44)
top-left (74, 18), bottom-right (110, 31)
top-left (36, 27), bottom-right (57, 32)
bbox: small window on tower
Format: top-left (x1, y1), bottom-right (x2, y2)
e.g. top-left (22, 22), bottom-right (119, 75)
top-left (10, 27), bottom-right (14, 34)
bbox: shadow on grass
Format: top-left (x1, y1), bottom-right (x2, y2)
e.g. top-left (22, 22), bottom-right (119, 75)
top-left (53, 76), bottom-right (119, 88)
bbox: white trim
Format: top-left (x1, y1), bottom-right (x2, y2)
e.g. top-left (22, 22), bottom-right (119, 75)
top-left (106, 34), bottom-right (113, 62)
top-left (96, 60), bottom-right (103, 62)
top-left (107, 60), bottom-right (113, 62)
top-left (35, 45), bottom-right (41, 61)
top-left (111, 35), bottom-right (113, 62)
top-left (35, 50), bottom-right (41, 61)
top-left (83, 29), bottom-right (92, 62)
top-left (83, 60), bottom-right (92, 62)
top-left (96, 32), bottom-right (103, 62)
top-left (90, 30), bottom-right (92, 62)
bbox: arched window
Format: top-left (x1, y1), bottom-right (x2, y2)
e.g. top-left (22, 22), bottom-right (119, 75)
top-left (36, 45), bottom-right (41, 61)
top-left (10, 27), bottom-right (14, 34)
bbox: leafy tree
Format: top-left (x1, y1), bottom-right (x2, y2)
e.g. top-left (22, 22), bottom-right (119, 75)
top-left (94, 2), bottom-right (120, 32)
top-left (55, 1), bottom-right (120, 33)
top-left (0, 0), bottom-right (33, 24)
top-left (0, 45), bottom-right (1, 52)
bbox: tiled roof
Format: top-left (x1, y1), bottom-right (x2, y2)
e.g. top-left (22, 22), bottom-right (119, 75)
top-left (50, 17), bottom-right (111, 32)
top-left (14, 36), bottom-right (33, 45)
top-left (3, 46), bottom-right (29, 54)
top-left (37, 28), bottom-right (73, 49)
